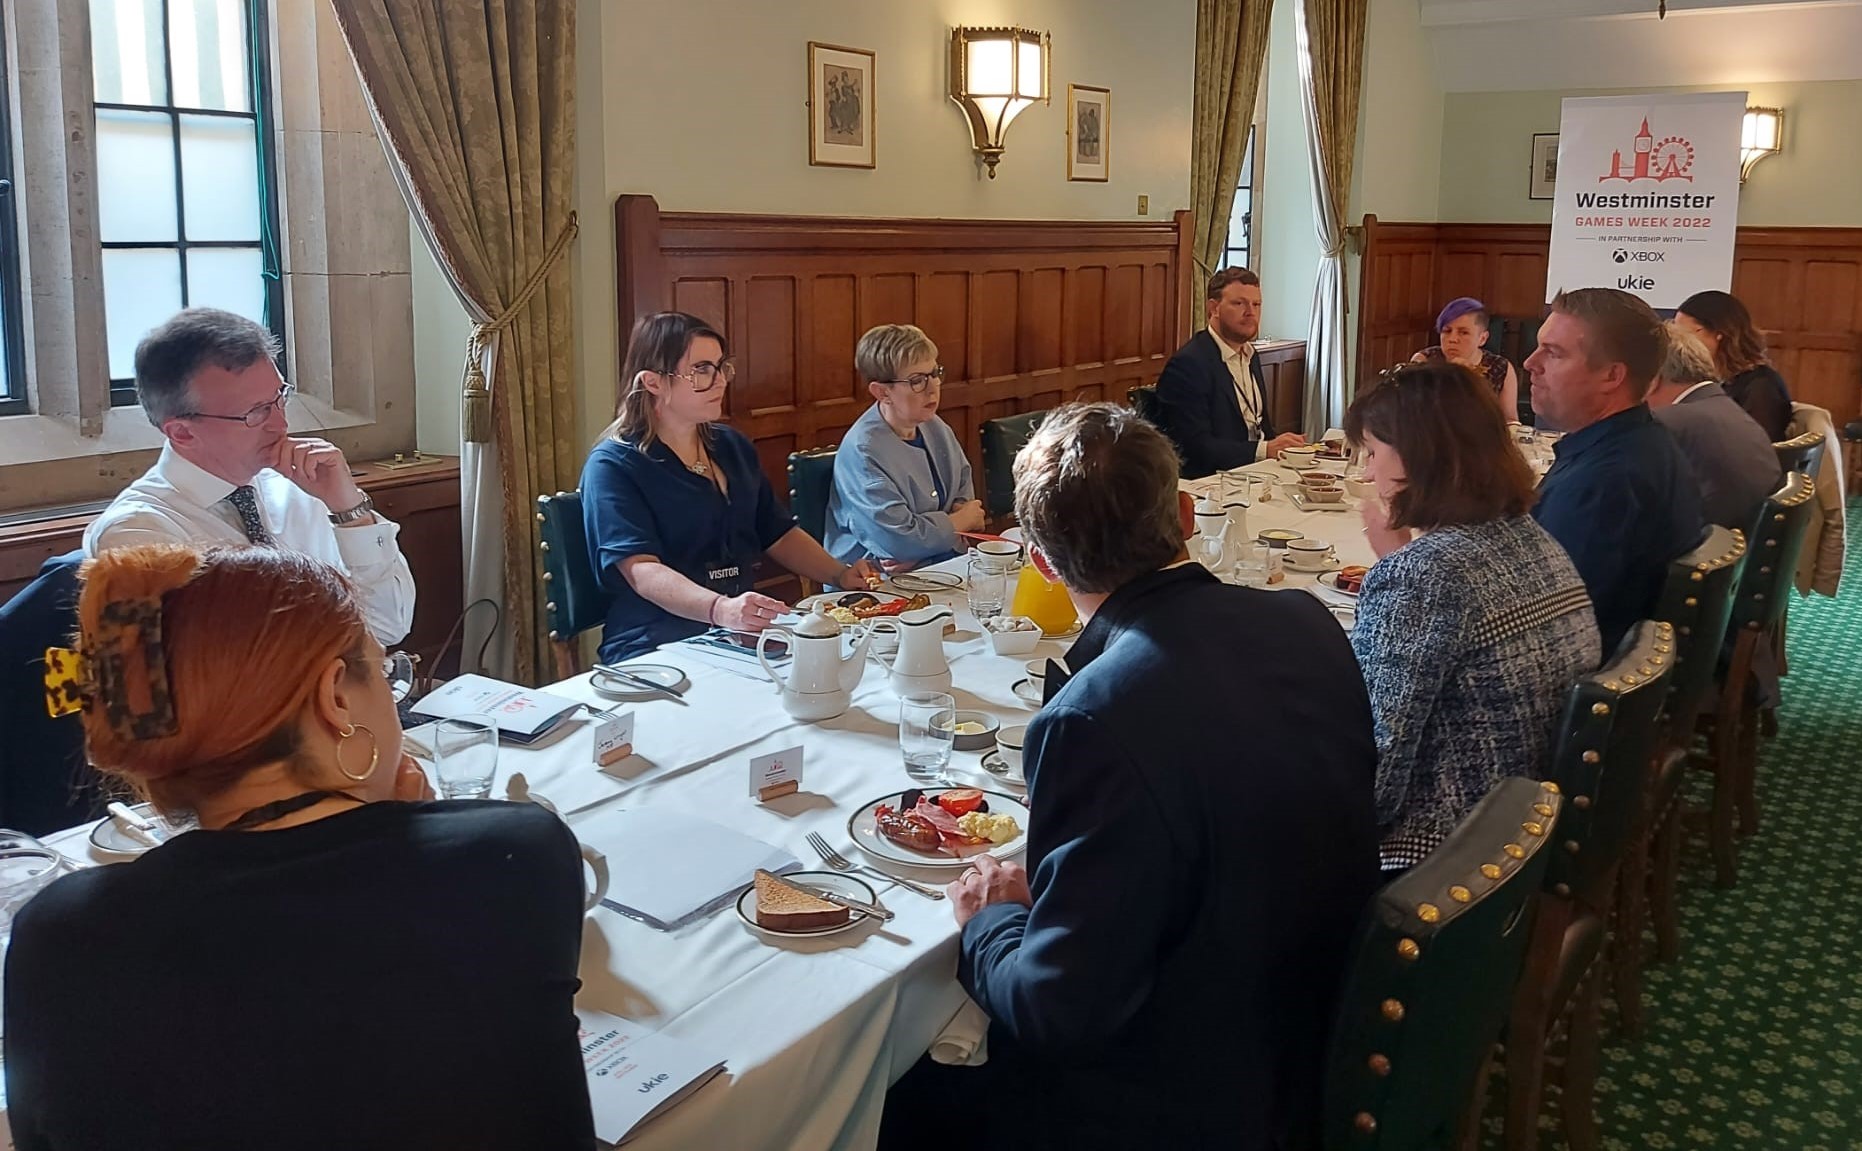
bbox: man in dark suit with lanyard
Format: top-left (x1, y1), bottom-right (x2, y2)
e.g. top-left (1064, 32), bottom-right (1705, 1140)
top-left (1152, 267), bottom-right (1307, 478)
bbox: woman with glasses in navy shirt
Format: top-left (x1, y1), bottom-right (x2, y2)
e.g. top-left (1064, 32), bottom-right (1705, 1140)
top-left (581, 312), bottom-right (879, 664)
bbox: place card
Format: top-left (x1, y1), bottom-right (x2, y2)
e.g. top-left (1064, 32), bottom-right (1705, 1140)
top-left (593, 709), bottom-right (636, 767)
top-left (750, 745), bottom-right (803, 801)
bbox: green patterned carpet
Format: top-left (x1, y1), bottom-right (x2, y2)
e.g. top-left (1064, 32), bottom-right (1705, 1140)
top-left (1483, 498), bottom-right (1862, 1151)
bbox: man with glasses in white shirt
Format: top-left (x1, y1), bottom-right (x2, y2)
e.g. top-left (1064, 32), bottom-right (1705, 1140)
top-left (83, 308), bottom-right (416, 644)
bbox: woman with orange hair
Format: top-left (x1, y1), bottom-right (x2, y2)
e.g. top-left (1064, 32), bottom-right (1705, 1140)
top-left (4, 545), bottom-right (595, 1150)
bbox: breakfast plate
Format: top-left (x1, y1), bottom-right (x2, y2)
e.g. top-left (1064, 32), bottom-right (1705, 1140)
top-left (735, 870), bottom-right (879, 938)
top-left (589, 663), bottom-right (688, 701)
top-left (887, 570), bottom-right (964, 594)
top-left (1318, 570), bottom-right (1363, 598)
top-left (792, 589), bottom-right (911, 616)
top-left (849, 787), bottom-right (1032, 869)
top-left (1010, 678), bottom-right (1044, 708)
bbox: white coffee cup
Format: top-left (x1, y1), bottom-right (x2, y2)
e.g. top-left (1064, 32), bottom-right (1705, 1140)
top-left (1285, 539), bottom-right (1336, 570)
top-left (996, 723), bottom-right (1029, 779)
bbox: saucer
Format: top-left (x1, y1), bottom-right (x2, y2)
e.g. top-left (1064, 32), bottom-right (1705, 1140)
top-left (1285, 555), bottom-right (1342, 574)
top-left (1010, 678), bottom-right (1044, 708)
top-left (980, 750), bottom-right (1027, 787)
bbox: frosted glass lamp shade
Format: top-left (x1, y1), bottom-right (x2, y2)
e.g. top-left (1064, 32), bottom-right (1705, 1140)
top-left (949, 26), bottom-right (1050, 179)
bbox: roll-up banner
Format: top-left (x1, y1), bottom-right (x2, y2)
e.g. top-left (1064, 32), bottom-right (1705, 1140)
top-left (1545, 91), bottom-right (1746, 309)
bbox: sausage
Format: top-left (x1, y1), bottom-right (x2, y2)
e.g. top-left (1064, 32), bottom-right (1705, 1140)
top-left (876, 807), bottom-right (942, 853)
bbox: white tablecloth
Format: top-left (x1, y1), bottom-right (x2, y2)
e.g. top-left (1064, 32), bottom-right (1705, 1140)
top-left (36, 458), bottom-right (1375, 1151)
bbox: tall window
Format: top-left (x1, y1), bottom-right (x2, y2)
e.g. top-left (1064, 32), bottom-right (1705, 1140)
top-left (0, 13), bottom-right (26, 417)
top-left (1221, 127), bottom-right (1257, 271)
top-left (90, 0), bottom-right (283, 405)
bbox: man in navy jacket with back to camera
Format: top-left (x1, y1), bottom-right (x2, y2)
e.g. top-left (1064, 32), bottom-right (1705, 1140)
top-left (888, 402), bottom-right (1379, 1151)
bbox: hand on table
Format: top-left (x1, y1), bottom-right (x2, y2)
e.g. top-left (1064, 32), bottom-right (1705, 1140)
top-left (1263, 432), bottom-right (1308, 460)
top-left (275, 437), bottom-right (369, 519)
top-left (714, 591), bottom-right (789, 632)
top-left (836, 558), bottom-right (882, 591)
top-left (948, 499), bottom-right (987, 534)
top-left (949, 853), bottom-right (1032, 928)
top-left (391, 753), bottom-right (435, 802)
top-left (1359, 496), bottom-right (1413, 558)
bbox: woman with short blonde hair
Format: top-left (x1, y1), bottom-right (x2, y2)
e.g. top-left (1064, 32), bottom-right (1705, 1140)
top-left (824, 323), bottom-right (981, 568)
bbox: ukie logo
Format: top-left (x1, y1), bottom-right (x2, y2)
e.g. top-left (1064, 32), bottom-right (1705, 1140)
top-left (1617, 275), bottom-right (1656, 290)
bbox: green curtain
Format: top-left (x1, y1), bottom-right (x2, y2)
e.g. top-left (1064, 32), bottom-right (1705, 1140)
top-left (1190, 0), bottom-right (1275, 327)
top-left (327, 0), bottom-right (579, 685)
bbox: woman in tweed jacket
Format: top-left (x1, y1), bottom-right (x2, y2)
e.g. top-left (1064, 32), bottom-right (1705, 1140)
top-left (1346, 363), bottom-right (1602, 870)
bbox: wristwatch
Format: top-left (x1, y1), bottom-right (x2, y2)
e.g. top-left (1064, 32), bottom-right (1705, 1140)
top-left (328, 495), bottom-right (376, 525)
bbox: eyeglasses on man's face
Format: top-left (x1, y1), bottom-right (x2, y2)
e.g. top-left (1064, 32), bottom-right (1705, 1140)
top-left (185, 383), bottom-right (295, 428)
top-left (670, 359), bottom-right (737, 394)
top-left (885, 365), bottom-right (945, 393)
top-left (383, 650), bottom-right (418, 703)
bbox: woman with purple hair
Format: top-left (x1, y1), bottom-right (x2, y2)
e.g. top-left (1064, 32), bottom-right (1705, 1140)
top-left (1411, 297), bottom-right (1521, 422)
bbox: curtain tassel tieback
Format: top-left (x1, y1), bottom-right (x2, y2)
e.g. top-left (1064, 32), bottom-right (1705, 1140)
top-left (460, 211), bottom-right (580, 443)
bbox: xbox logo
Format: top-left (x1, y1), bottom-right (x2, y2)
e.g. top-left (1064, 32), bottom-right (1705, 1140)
top-left (1612, 249), bottom-right (1629, 263)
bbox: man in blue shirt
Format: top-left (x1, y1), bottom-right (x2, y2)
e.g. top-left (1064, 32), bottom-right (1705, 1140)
top-left (1526, 288), bottom-right (1704, 653)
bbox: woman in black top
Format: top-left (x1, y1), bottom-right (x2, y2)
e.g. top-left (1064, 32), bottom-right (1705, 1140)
top-left (1676, 289), bottom-right (1794, 441)
top-left (4, 545), bottom-right (595, 1151)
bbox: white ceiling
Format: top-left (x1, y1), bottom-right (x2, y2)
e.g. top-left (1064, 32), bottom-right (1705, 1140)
top-left (1420, 0), bottom-right (1862, 90)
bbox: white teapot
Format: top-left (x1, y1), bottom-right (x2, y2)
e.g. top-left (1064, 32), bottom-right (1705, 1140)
top-left (757, 603), bottom-right (873, 722)
top-left (868, 603), bottom-right (956, 695)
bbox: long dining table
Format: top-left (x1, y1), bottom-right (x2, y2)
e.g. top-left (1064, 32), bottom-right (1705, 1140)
top-left (33, 457), bottom-right (1378, 1151)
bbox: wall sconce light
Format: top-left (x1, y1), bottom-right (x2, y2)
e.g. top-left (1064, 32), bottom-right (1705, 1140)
top-left (949, 26), bottom-right (1050, 179)
top-left (1740, 106), bottom-right (1784, 183)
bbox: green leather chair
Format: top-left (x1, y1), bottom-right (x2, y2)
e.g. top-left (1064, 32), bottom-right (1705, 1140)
top-left (535, 491), bottom-right (611, 680)
top-left (1772, 430), bottom-right (1825, 478)
top-left (1127, 384), bottom-right (1163, 427)
top-left (1501, 620), bottom-right (1676, 1151)
top-left (1617, 525), bottom-right (1746, 1034)
top-left (1699, 471), bottom-right (1818, 888)
top-left (1322, 776), bottom-right (1558, 1150)
top-left (980, 409), bottom-right (1047, 520)
top-left (787, 446), bottom-right (839, 595)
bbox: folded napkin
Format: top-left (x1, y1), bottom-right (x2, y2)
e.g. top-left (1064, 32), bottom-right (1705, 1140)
top-left (929, 998), bottom-right (992, 1066)
top-left (1306, 583), bottom-right (1357, 610)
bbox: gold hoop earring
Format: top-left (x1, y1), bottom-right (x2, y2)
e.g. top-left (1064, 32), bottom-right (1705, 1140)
top-left (337, 723), bottom-right (380, 783)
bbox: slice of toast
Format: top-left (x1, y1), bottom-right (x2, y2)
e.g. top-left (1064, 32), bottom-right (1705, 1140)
top-left (752, 869), bottom-right (851, 932)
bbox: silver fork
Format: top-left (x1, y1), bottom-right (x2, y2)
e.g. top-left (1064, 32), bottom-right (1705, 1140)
top-left (807, 832), bottom-right (945, 900)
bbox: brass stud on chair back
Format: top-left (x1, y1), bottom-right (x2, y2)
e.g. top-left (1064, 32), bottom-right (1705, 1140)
top-left (1321, 778), bottom-right (1558, 1149)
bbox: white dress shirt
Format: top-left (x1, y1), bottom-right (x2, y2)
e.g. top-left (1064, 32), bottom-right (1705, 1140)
top-left (83, 443), bottom-right (417, 644)
top-left (1207, 329), bottom-right (1264, 436)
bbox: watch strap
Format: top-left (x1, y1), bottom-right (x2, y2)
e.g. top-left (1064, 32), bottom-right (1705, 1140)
top-left (328, 494), bottom-right (376, 525)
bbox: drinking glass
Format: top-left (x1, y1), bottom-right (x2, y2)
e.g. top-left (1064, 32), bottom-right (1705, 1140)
top-left (966, 553), bottom-right (1009, 620)
top-left (1230, 543), bottom-right (1272, 588)
top-left (899, 691), bottom-right (957, 786)
top-left (0, 839), bottom-right (68, 1049)
top-left (433, 714), bottom-right (499, 799)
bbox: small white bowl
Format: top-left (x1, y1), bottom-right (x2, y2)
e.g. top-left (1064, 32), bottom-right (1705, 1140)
top-left (984, 617), bottom-right (1043, 656)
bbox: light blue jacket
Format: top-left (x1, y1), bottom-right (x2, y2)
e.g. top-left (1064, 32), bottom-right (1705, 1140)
top-left (824, 403), bottom-right (975, 566)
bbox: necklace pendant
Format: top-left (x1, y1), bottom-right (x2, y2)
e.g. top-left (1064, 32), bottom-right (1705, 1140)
top-left (688, 461), bottom-right (710, 476)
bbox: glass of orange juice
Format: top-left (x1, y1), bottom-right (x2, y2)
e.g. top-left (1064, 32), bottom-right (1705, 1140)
top-left (1010, 562), bottom-right (1077, 636)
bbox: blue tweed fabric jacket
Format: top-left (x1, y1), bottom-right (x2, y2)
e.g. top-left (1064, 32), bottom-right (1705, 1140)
top-left (1349, 515), bottom-right (1602, 868)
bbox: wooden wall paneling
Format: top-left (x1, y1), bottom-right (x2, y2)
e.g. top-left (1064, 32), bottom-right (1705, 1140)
top-left (613, 195), bottom-right (1193, 526)
top-left (1357, 217), bottom-right (1862, 425)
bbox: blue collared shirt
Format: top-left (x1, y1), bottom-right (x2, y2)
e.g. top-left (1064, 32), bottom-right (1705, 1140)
top-left (1531, 405), bottom-right (1704, 653)
top-left (580, 426), bottom-right (793, 663)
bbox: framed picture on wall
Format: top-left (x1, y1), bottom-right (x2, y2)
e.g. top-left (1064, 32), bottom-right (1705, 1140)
top-left (808, 43), bottom-right (876, 169)
top-left (1529, 133), bottom-right (1559, 200)
top-left (1067, 85), bottom-right (1110, 182)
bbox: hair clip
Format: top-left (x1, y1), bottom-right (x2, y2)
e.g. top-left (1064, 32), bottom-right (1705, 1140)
top-left (42, 594), bottom-right (181, 741)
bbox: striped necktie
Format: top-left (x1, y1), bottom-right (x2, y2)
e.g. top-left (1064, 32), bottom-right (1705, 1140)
top-left (226, 485), bottom-right (275, 546)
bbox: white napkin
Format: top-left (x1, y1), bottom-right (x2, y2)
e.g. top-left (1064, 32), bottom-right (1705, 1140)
top-left (1306, 582), bottom-right (1357, 609)
top-left (578, 807), bottom-right (797, 929)
top-left (929, 998), bottom-right (992, 1066)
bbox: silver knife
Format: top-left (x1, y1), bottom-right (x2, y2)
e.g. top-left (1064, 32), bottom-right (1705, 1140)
top-left (788, 882), bottom-right (895, 922)
top-left (593, 665), bottom-right (688, 705)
